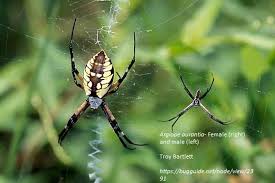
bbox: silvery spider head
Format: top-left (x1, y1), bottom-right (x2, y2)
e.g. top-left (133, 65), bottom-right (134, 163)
top-left (89, 96), bottom-right (103, 109)
top-left (194, 89), bottom-right (201, 106)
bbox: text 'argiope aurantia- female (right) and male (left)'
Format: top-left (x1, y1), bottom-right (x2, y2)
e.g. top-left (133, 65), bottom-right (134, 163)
top-left (58, 18), bottom-right (230, 150)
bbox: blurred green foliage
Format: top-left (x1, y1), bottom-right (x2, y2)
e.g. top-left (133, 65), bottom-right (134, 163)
top-left (0, 0), bottom-right (275, 182)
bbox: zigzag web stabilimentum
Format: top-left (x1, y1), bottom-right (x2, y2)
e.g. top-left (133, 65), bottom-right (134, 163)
top-left (88, 123), bottom-right (103, 183)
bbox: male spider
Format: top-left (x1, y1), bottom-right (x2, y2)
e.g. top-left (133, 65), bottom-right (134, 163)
top-left (58, 18), bottom-right (146, 150)
top-left (163, 75), bottom-right (230, 132)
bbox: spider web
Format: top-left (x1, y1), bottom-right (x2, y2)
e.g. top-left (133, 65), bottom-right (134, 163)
top-left (57, 1), bottom-right (204, 182)
top-left (62, 1), bottom-right (269, 182)
top-left (0, 0), bottom-right (273, 183)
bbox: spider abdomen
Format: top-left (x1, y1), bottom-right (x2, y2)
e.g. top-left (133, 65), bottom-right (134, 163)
top-left (83, 50), bottom-right (114, 98)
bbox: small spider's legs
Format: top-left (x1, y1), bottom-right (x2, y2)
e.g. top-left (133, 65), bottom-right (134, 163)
top-left (199, 74), bottom-right (214, 100)
top-left (180, 75), bottom-right (194, 99)
top-left (161, 103), bottom-right (194, 132)
top-left (58, 99), bottom-right (90, 145)
top-left (69, 18), bottom-right (84, 89)
top-left (108, 32), bottom-right (136, 94)
top-left (101, 100), bottom-right (146, 150)
top-left (199, 103), bottom-right (230, 125)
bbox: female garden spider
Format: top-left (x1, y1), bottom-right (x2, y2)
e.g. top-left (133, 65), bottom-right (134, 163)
top-left (163, 75), bottom-right (230, 132)
top-left (58, 18), bottom-right (146, 150)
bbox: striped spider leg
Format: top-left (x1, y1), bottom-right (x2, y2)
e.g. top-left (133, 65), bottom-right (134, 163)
top-left (69, 18), bottom-right (84, 90)
top-left (58, 18), bottom-right (146, 150)
top-left (162, 75), bottom-right (230, 132)
top-left (101, 100), bottom-right (147, 150)
top-left (107, 33), bottom-right (136, 95)
top-left (58, 99), bottom-right (90, 144)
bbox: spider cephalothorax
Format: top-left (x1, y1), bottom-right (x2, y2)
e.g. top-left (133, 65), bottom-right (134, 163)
top-left (163, 75), bottom-right (230, 132)
top-left (193, 90), bottom-right (201, 106)
top-left (58, 18), bottom-right (145, 150)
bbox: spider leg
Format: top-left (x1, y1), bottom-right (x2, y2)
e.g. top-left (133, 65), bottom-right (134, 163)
top-left (171, 116), bottom-right (182, 133)
top-left (199, 103), bottom-right (230, 125)
top-left (161, 103), bottom-right (194, 132)
top-left (108, 32), bottom-right (136, 94)
top-left (69, 18), bottom-right (84, 89)
top-left (180, 75), bottom-right (194, 99)
top-left (58, 99), bottom-right (90, 145)
top-left (101, 100), bottom-right (146, 150)
top-left (199, 74), bottom-right (214, 100)
top-left (116, 72), bottom-right (122, 79)
top-left (112, 127), bottom-right (136, 150)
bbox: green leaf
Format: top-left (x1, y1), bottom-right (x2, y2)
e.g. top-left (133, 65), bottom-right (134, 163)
top-left (182, 0), bottom-right (223, 47)
top-left (241, 46), bottom-right (269, 81)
